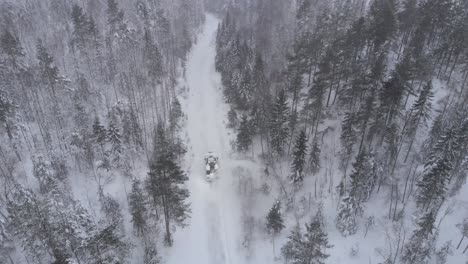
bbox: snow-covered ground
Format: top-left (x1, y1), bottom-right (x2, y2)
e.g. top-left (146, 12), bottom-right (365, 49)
top-left (166, 14), bottom-right (247, 264)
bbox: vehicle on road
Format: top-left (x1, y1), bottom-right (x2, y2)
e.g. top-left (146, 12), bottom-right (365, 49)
top-left (204, 152), bottom-right (219, 181)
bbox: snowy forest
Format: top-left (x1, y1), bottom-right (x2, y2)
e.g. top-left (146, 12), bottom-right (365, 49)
top-left (1, 0), bottom-right (467, 264)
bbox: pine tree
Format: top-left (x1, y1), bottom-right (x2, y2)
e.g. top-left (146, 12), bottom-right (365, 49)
top-left (302, 212), bottom-right (332, 264)
top-left (456, 217), bottom-right (468, 250)
top-left (146, 123), bottom-right (190, 246)
top-left (0, 91), bottom-right (16, 141)
top-left (85, 223), bottom-right (129, 264)
top-left (143, 29), bottom-right (164, 82)
top-left (107, 122), bottom-right (123, 163)
top-left (99, 188), bottom-right (124, 228)
top-left (33, 156), bottom-right (56, 194)
top-left (169, 97), bottom-right (183, 133)
top-left (379, 56), bottom-right (411, 126)
top-left (435, 241), bottom-right (453, 264)
top-left (144, 240), bottom-right (161, 264)
top-left (404, 81), bottom-right (434, 161)
top-left (269, 90), bottom-right (289, 156)
top-left (290, 130), bottom-right (308, 185)
top-left (37, 39), bottom-right (61, 90)
top-left (336, 195), bottom-right (361, 236)
top-left (349, 149), bottom-right (377, 204)
top-left (367, 0), bottom-right (397, 51)
top-left (309, 140), bottom-right (321, 175)
top-left (266, 200), bottom-right (284, 236)
top-left (401, 211), bottom-right (436, 264)
top-left (281, 210), bottom-right (332, 264)
top-left (281, 225), bottom-right (303, 263)
top-left (416, 126), bottom-right (459, 210)
top-left (237, 115), bottom-right (252, 152)
top-left (340, 112), bottom-right (357, 173)
top-left (71, 4), bottom-right (90, 49)
top-left (107, 0), bottom-right (125, 34)
top-left (93, 116), bottom-right (107, 147)
top-left (128, 179), bottom-right (147, 237)
top-left (0, 29), bottom-right (24, 65)
top-left (227, 107), bottom-right (238, 128)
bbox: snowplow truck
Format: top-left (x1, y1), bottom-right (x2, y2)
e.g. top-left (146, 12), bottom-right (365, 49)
top-left (204, 152), bottom-right (219, 181)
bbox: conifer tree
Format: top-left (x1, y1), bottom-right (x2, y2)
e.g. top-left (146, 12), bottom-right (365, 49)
top-left (71, 4), bottom-right (90, 49)
top-left (37, 39), bottom-right (61, 91)
top-left (349, 149), bottom-right (377, 204)
top-left (107, 122), bottom-right (123, 163)
top-left (302, 212), bottom-right (332, 264)
top-left (266, 200), bottom-right (284, 236)
top-left (0, 29), bottom-right (24, 64)
top-left (290, 130), bottom-right (308, 185)
top-left (416, 126), bottom-right (459, 210)
top-left (146, 123), bottom-right (190, 246)
top-left (309, 140), bottom-right (321, 175)
top-left (456, 217), bottom-right (468, 250)
top-left (269, 90), bottom-right (289, 156)
top-left (107, 0), bottom-right (125, 34)
top-left (237, 115), bottom-right (252, 152)
top-left (281, 225), bottom-right (303, 263)
top-left (401, 211), bottom-right (436, 264)
top-left (404, 81), bottom-right (434, 161)
top-left (0, 91), bottom-right (16, 141)
top-left (340, 112), bottom-right (357, 173)
top-left (367, 0), bottom-right (397, 51)
top-left (143, 29), bottom-right (164, 82)
top-left (281, 210), bottom-right (332, 264)
top-left (144, 240), bottom-right (161, 264)
top-left (99, 188), bottom-right (124, 228)
top-left (128, 179), bottom-right (147, 237)
top-left (227, 107), bottom-right (238, 128)
top-left (336, 195), bottom-right (361, 236)
top-left (93, 116), bottom-right (107, 147)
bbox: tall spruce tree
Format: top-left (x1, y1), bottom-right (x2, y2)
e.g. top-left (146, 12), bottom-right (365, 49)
top-left (401, 211), bottom-right (437, 264)
top-left (266, 200), bottom-right (284, 236)
top-left (309, 140), bottom-right (321, 175)
top-left (416, 126), bottom-right (459, 210)
top-left (146, 123), bottom-right (190, 246)
top-left (237, 115), bottom-right (252, 152)
top-left (93, 116), bottom-right (107, 147)
top-left (336, 195), bottom-right (361, 236)
top-left (128, 178), bottom-right (147, 237)
top-left (269, 90), bottom-right (289, 156)
top-left (404, 80), bottom-right (434, 161)
top-left (281, 225), bottom-right (303, 263)
top-left (281, 210), bottom-right (332, 264)
top-left (302, 212), bottom-right (332, 264)
top-left (107, 122), bottom-right (123, 164)
top-left (290, 130), bottom-right (308, 185)
top-left (0, 30), bottom-right (24, 65)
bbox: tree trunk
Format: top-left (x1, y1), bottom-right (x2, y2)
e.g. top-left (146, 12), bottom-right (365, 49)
top-left (404, 135), bottom-right (415, 163)
top-left (457, 235), bottom-right (464, 249)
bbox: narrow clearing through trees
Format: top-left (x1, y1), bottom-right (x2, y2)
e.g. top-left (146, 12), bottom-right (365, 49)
top-left (166, 14), bottom-right (245, 264)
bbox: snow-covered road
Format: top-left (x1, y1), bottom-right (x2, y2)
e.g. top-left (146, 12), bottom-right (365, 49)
top-left (167, 14), bottom-right (244, 264)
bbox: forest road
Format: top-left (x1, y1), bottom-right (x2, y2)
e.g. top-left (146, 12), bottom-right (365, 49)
top-left (166, 14), bottom-right (244, 264)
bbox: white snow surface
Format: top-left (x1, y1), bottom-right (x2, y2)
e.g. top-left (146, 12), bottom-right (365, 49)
top-left (166, 14), bottom-right (246, 264)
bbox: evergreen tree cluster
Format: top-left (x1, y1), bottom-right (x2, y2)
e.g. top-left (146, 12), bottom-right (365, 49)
top-left (0, 0), bottom-right (201, 262)
top-left (215, 2), bottom-right (468, 253)
top-left (281, 209), bottom-right (332, 264)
